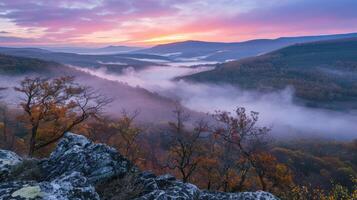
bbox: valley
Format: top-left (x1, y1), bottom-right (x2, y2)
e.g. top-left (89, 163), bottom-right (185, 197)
top-left (1, 1), bottom-right (357, 199)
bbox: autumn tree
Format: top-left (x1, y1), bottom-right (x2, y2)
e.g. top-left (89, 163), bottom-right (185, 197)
top-left (194, 134), bottom-right (222, 190)
top-left (213, 107), bottom-right (284, 191)
top-left (164, 105), bottom-right (208, 183)
top-left (85, 116), bottom-right (115, 143)
top-left (109, 110), bottom-right (142, 162)
top-left (85, 110), bottom-right (144, 164)
top-left (214, 136), bottom-right (249, 191)
top-left (15, 76), bottom-right (111, 157)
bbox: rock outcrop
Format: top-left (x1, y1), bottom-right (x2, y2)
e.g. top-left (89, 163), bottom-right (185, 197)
top-left (0, 150), bottom-right (23, 182)
top-left (0, 133), bottom-right (279, 200)
top-left (40, 133), bottom-right (133, 184)
top-left (0, 172), bottom-right (99, 200)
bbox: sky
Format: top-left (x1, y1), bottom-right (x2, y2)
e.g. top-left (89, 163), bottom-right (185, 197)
top-left (0, 0), bottom-right (357, 47)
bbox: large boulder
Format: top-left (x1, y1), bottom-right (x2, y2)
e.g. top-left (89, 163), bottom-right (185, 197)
top-left (137, 172), bottom-right (200, 200)
top-left (0, 150), bottom-right (22, 181)
top-left (0, 172), bottom-right (99, 200)
top-left (40, 132), bottom-right (133, 184)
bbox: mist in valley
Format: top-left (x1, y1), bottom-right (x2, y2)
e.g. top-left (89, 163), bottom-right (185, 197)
top-left (1, 57), bottom-right (356, 140)
top-left (69, 63), bottom-right (357, 140)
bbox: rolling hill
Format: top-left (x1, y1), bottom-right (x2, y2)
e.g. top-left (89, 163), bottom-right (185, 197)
top-left (182, 37), bottom-right (357, 110)
top-left (138, 32), bottom-right (357, 62)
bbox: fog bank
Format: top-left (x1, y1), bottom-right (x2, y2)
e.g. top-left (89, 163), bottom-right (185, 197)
top-left (73, 65), bottom-right (357, 140)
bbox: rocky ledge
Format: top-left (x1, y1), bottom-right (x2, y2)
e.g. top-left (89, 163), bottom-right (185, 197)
top-left (0, 133), bottom-right (279, 200)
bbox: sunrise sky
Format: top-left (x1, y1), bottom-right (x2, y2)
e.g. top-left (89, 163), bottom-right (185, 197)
top-left (0, 0), bottom-right (357, 47)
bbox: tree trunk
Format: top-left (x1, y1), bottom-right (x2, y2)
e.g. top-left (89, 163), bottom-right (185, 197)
top-left (236, 170), bottom-right (248, 191)
top-left (28, 125), bottom-right (38, 157)
top-left (223, 173), bottom-right (229, 192)
top-left (207, 180), bottom-right (211, 190)
top-left (258, 173), bottom-right (267, 191)
top-left (182, 169), bottom-right (188, 183)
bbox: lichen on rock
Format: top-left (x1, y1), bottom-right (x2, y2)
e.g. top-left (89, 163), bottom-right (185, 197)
top-left (11, 185), bottom-right (43, 199)
top-left (0, 172), bottom-right (99, 200)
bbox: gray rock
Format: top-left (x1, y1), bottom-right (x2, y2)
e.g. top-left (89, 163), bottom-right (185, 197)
top-left (200, 191), bottom-right (279, 200)
top-left (0, 150), bottom-right (22, 181)
top-left (136, 180), bottom-right (200, 200)
top-left (40, 132), bottom-right (133, 184)
top-left (136, 172), bottom-right (278, 200)
top-left (0, 172), bottom-right (99, 200)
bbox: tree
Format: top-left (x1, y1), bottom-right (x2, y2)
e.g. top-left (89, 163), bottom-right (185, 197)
top-left (85, 110), bottom-right (144, 165)
top-left (15, 76), bottom-right (111, 157)
top-left (213, 107), bottom-right (272, 190)
top-left (164, 105), bottom-right (208, 183)
top-left (110, 110), bottom-right (142, 163)
top-left (0, 103), bottom-right (13, 150)
top-left (195, 134), bottom-right (222, 190)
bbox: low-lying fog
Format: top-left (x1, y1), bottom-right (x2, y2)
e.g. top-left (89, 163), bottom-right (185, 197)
top-left (73, 62), bottom-right (357, 140)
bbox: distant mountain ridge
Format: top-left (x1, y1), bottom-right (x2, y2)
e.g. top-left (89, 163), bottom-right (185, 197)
top-left (0, 47), bottom-right (171, 74)
top-left (182, 37), bottom-right (357, 110)
top-left (138, 32), bottom-right (357, 62)
top-left (44, 45), bottom-right (142, 54)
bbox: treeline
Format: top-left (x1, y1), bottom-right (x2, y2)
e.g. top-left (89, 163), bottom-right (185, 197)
top-left (0, 76), bottom-right (356, 199)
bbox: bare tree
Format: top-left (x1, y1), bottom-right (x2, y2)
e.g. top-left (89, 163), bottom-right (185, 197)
top-left (165, 104), bottom-right (208, 183)
top-left (15, 76), bottom-right (112, 157)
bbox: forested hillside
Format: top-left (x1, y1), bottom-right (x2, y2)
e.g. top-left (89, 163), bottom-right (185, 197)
top-left (183, 38), bottom-right (357, 109)
top-left (0, 54), bottom-right (63, 75)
